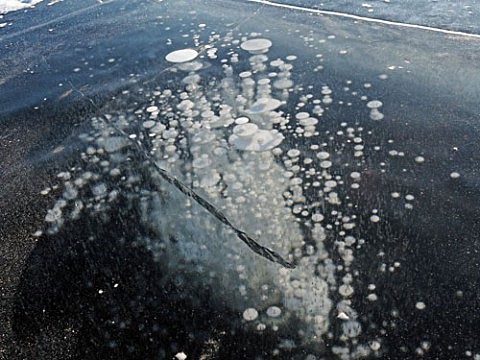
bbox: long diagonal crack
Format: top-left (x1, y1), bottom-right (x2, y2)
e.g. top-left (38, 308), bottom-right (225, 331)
top-left (109, 120), bottom-right (296, 269)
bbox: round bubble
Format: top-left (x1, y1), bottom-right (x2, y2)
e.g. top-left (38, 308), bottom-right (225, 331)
top-left (243, 307), bottom-right (259, 321)
top-left (415, 156), bottom-right (425, 163)
top-left (273, 78), bottom-right (294, 89)
top-left (146, 106), bottom-right (158, 113)
top-left (240, 38), bottom-right (273, 54)
top-left (165, 48), bottom-right (199, 63)
top-left (266, 306), bottom-right (282, 318)
top-left (248, 98), bottom-right (282, 113)
top-left (416, 301), bottom-right (426, 310)
top-left (366, 100), bottom-right (383, 109)
top-left (316, 151), bottom-right (330, 160)
top-left (235, 117), bottom-right (250, 125)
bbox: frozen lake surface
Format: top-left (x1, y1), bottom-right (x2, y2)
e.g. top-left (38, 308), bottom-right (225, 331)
top-left (2, 0), bottom-right (480, 33)
top-left (1, 0), bottom-right (480, 359)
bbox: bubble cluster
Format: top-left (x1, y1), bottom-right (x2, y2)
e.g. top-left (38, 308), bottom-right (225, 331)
top-left (39, 27), bottom-right (426, 358)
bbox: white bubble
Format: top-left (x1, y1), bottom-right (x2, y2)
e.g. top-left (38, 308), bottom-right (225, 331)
top-left (165, 48), bottom-right (199, 63)
top-left (240, 38), bottom-right (272, 54)
top-left (322, 96), bottom-right (333, 105)
top-left (233, 123), bottom-right (258, 137)
top-left (270, 59), bottom-right (284, 67)
top-left (287, 149), bottom-right (301, 158)
top-left (316, 151), bottom-right (330, 160)
top-left (339, 284), bottom-right (354, 297)
top-left (450, 172), bottom-right (461, 179)
top-left (312, 213), bottom-right (324, 222)
top-left (57, 171), bottom-right (71, 180)
top-left (370, 215), bottom-right (380, 223)
top-left (325, 180), bottom-right (337, 188)
top-left (239, 71), bottom-right (252, 78)
top-left (320, 160), bottom-right (332, 169)
top-left (45, 208), bottom-right (62, 223)
top-left (266, 306), bottom-right (282, 318)
top-left (143, 120), bottom-right (156, 129)
top-left (345, 236), bottom-right (356, 246)
top-left (370, 109), bottom-right (384, 121)
top-left (229, 126), bottom-right (284, 152)
top-left (416, 301), bottom-right (426, 310)
top-left (273, 78), bottom-right (294, 89)
top-left (110, 168), bottom-right (121, 177)
top-left (299, 117), bottom-right (318, 127)
top-left (350, 172), bottom-right (361, 180)
top-left (370, 341), bottom-right (381, 351)
top-left (248, 98), bottom-right (282, 113)
top-left (295, 112), bottom-right (310, 120)
top-left (415, 156), bottom-right (425, 163)
top-left (234, 117), bottom-right (249, 125)
top-left (146, 105), bottom-right (158, 113)
top-left (243, 308), bottom-right (259, 321)
top-left (257, 323), bottom-right (266, 331)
